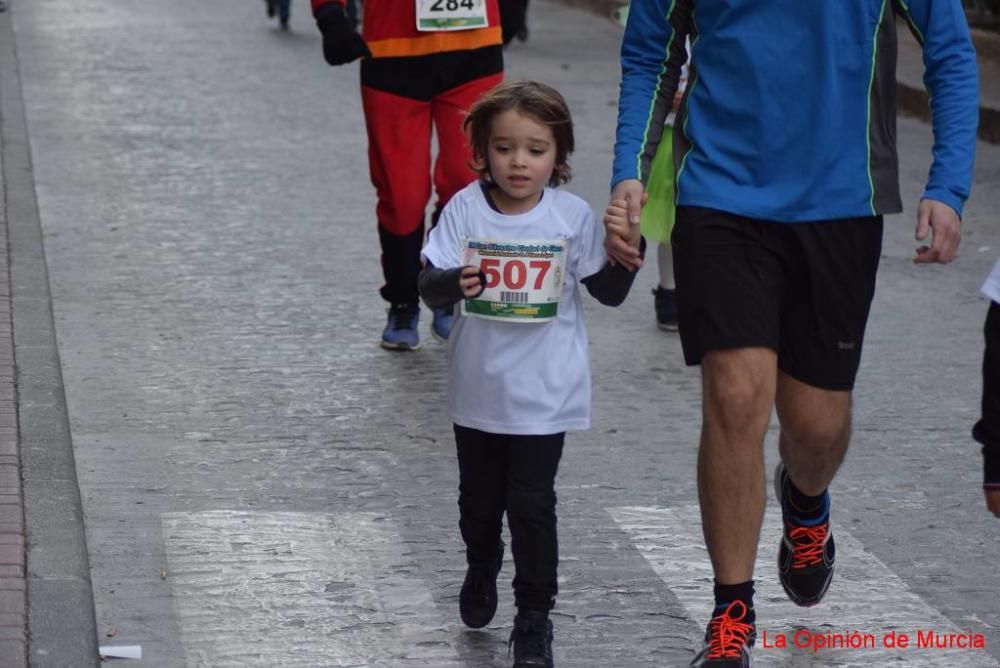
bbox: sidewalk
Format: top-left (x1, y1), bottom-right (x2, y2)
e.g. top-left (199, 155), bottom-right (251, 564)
top-left (0, 6), bottom-right (30, 663)
top-left (0, 4), bottom-right (99, 667)
top-left (560, 0), bottom-right (1000, 144)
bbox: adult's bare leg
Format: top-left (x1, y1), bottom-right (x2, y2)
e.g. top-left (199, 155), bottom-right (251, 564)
top-left (775, 372), bottom-right (852, 495)
top-left (698, 347), bottom-right (777, 584)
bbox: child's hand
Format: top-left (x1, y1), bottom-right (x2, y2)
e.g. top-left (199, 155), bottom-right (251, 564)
top-left (604, 199), bottom-right (632, 238)
top-left (604, 197), bottom-right (643, 271)
top-left (459, 265), bottom-right (484, 297)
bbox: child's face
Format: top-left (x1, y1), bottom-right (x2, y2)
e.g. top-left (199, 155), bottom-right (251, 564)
top-left (485, 109), bottom-right (557, 214)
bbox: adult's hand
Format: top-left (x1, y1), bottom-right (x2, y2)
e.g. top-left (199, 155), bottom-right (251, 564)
top-left (914, 198), bottom-right (961, 264)
top-left (605, 179), bottom-right (645, 270)
top-left (315, 2), bottom-right (371, 66)
top-left (986, 488), bottom-right (1000, 518)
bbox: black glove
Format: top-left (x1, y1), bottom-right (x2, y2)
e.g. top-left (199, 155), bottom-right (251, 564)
top-left (315, 2), bottom-right (371, 66)
top-left (500, 0), bottom-right (527, 45)
top-left (418, 265), bottom-right (487, 310)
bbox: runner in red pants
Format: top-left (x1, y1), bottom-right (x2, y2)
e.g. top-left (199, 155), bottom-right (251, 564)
top-left (312, 0), bottom-right (525, 350)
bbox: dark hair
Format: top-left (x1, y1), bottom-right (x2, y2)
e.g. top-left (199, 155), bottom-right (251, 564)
top-left (464, 80), bottom-right (574, 187)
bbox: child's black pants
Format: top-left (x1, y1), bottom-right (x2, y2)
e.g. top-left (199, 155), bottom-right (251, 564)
top-left (454, 424), bottom-right (564, 613)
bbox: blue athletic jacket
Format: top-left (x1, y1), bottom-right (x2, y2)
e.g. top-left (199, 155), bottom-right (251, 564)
top-left (612, 0), bottom-right (979, 221)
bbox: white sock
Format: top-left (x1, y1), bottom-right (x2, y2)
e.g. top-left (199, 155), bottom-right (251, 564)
top-left (657, 243), bottom-right (675, 290)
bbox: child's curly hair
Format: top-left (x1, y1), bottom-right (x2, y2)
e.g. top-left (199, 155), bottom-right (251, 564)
top-left (464, 80), bottom-right (574, 187)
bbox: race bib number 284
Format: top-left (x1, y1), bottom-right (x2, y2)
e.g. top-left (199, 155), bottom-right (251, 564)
top-left (461, 238), bottom-right (567, 323)
top-left (416, 0), bottom-right (488, 31)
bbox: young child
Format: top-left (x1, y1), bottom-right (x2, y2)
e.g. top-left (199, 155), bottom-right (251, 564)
top-left (418, 80), bottom-right (643, 667)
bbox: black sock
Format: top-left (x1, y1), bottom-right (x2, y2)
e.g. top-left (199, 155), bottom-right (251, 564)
top-left (713, 580), bottom-right (756, 630)
top-left (787, 478), bottom-right (829, 522)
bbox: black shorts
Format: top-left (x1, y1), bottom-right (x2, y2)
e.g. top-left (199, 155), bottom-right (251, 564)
top-left (671, 206), bottom-right (883, 391)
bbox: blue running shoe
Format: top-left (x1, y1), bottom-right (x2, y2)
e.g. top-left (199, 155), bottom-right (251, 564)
top-left (431, 307), bottom-right (455, 341)
top-left (775, 462), bottom-right (835, 607)
top-left (381, 304), bottom-right (420, 351)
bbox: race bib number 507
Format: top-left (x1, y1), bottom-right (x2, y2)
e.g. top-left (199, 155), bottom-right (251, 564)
top-left (416, 0), bottom-right (488, 31)
top-left (461, 238), bottom-right (567, 323)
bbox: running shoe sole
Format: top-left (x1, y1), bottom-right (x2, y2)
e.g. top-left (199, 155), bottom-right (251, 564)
top-left (380, 340), bottom-right (421, 351)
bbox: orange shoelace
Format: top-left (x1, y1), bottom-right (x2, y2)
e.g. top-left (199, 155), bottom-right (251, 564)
top-left (788, 522), bottom-right (829, 569)
top-left (707, 600), bottom-right (754, 659)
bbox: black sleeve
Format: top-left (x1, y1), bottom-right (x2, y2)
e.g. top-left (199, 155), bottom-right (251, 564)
top-left (581, 237), bottom-right (647, 307)
top-left (974, 302), bottom-right (1000, 488)
top-left (499, 0), bottom-right (528, 45)
top-left (418, 262), bottom-right (486, 311)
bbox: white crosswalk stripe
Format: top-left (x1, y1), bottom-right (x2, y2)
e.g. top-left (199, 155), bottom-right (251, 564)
top-left (162, 510), bottom-right (463, 667)
top-left (608, 506), bottom-right (997, 667)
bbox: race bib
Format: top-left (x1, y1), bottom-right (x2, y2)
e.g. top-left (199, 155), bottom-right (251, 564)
top-left (461, 238), bottom-right (567, 323)
top-left (416, 0), bottom-right (488, 31)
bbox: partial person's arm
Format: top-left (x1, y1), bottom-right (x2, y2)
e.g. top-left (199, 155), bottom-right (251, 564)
top-left (974, 422), bottom-right (1000, 517)
top-left (983, 444), bottom-right (1000, 518)
top-left (608, 0), bottom-right (691, 268)
top-left (418, 263), bottom-right (486, 311)
top-left (590, 197), bottom-right (647, 303)
top-left (582, 237), bottom-right (647, 306)
top-left (313, 0), bottom-right (371, 65)
top-left (898, 0), bottom-right (978, 263)
top-left (973, 300), bottom-right (1000, 517)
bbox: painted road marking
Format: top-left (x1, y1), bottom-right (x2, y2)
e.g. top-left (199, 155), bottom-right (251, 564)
top-left (162, 510), bottom-right (463, 667)
top-left (608, 506), bottom-right (998, 667)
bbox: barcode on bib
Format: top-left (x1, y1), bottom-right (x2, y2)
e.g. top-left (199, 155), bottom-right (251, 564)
top-left (501, 291), bottom-right (528, 303)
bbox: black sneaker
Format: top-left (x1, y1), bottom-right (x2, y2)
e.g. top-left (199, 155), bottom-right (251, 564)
top-left (689, 601), bottom-right (755, 667)
top-left (775, 462), bottom-right (835, 607)
top-left (508, 611), bottom-right (553, 667)
top-left (265, 0), bottom-right (276, 18)
top-left (652, 286), bottom-right (678, 331)
top-left (459, 541), bottom-right (503, 628)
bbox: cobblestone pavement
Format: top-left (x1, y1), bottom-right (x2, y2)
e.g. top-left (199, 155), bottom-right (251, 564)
top-left (9, 0), bottom-right (1000, 665)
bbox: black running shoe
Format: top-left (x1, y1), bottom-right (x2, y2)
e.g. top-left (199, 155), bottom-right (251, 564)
top-left (775, 462), bottom-right (836, 607)
top-left (652, 286), bottom-right (678, 331)
top-left (689, 600), bottom-right (755, 667)
top-left (508, 611), bottom-right (553, 667)
top-left (265, 0), bottom-right (276, 18)
top-left (459, 542), bottom-right (503, 628)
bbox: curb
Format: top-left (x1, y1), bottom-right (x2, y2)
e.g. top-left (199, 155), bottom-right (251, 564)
top-left (0, 6), bottom-right (100, 668)
top-left (552, 0), bottom-right (1000, 145)
top-left (898, 82), bottom-right (1000, 145)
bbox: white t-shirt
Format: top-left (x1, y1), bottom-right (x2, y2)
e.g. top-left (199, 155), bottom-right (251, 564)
top-left (421, 182), bottom-right (608, 435)
top-left (982, 258), bottom-right (1000, 303)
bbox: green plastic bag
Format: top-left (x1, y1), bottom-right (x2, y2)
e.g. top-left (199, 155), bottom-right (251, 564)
top-left (639, 132), bottom-right (677, 245)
